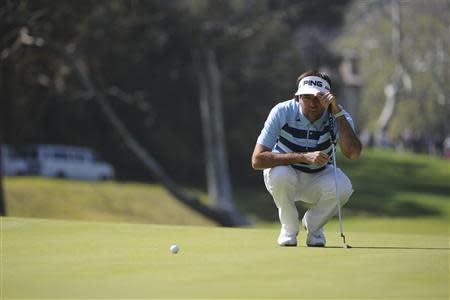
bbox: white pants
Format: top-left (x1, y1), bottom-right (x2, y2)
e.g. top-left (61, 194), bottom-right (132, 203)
top-left (263, 165), bottom-right (353, 236)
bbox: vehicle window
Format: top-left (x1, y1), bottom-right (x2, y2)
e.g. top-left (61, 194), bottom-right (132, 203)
top-left (73, 153), bottom-right (85, 161)
top-left (43, 152), bottom-right (53, 159)
top-left (7, 149), bottom-right (18, 159)
top-left (19, 148), bottom-right (37, 159)
top-left (92, 152), bottom-right (101, 161)
top-left (54, 152), bottom-right (68, 159)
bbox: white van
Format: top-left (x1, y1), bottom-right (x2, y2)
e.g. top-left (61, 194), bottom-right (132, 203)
top-left (1, 144), bottom-right (28, 176)
top-left (22, 144), bottom-right (115, 180)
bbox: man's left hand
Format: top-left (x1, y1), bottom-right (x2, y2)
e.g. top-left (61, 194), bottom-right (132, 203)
top-left (316, 92), bottom-right (341, 114)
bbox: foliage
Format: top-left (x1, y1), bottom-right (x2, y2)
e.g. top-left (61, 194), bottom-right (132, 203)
top-left (0, 0), bottom-right (350, 184)
top-left (335, 0), bottom-right (449, 150)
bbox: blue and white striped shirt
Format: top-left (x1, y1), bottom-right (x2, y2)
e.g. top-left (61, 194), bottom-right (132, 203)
top-left (256, 99), bottom-right (355, 173)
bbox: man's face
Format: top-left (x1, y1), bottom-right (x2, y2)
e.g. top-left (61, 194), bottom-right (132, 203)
top-left (300, 94), bottom-right (325, 122)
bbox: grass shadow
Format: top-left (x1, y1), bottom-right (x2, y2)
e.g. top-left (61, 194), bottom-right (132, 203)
top-left (321, 245), bottom-right (450, 251)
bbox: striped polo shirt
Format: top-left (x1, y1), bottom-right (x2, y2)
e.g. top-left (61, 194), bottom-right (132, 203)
top-left (256, 99), bottom-right (355, 173)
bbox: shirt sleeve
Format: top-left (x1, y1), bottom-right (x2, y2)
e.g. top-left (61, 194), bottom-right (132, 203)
top-left (256, 104), bottom-right (285, 149)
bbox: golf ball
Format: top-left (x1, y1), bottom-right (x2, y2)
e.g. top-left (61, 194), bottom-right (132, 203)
top-left (170, 244), bottom-right (179, 254)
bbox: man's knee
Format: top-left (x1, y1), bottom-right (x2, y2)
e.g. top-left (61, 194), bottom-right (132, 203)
top-left (337, 171), bottom-right (353, 204)
top-left (264, 166), bottom-right (296, 193)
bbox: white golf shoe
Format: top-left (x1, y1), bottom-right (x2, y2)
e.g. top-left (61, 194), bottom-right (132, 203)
top-left (302, 218), bottom-right (326, 247)
top-left (277, 230), bottom-right (298, 247)
top-left (306, 229), bottom-right (326, 247)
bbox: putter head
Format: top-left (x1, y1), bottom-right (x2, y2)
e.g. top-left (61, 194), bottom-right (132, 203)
top-left (343, 243), bottom-right (352, 249)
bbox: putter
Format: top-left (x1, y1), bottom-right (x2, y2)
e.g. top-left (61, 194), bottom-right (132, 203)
top-left (327, 107), bottom-right (351, 249)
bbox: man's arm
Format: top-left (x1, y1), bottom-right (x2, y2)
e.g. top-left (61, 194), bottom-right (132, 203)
top-left (335, 115), bottom-right (362, 160)
top-left (316, 92), bottom-right (362, 160)
top-left (251, 144), bottom-right (330, 170)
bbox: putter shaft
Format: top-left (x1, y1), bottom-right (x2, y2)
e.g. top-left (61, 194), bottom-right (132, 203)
top-left (328, 108), bottom-right (348, 248)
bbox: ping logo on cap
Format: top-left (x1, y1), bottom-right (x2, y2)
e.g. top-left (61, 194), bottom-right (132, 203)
top-left (295, 76), bottom-right (331, 95)
top-left (302, 80), bottom-right (324, 87)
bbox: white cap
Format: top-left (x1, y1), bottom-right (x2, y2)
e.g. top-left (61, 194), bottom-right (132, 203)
top-left (295, 76), bottom-right (331, 96)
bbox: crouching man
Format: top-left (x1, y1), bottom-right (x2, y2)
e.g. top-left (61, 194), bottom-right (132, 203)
top-left (251, 70), bottom-right (362, 247)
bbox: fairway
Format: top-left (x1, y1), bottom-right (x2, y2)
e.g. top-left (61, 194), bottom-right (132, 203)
top-left (2, 217), bottom-right (449, 299)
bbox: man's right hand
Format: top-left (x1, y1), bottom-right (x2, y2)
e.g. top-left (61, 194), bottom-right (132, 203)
top-left (251, 144), bottom-right (331, 170)
top-left (301, 151), bottom-right (330, 165)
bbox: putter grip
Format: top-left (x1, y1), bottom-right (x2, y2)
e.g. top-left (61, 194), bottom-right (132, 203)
top-left (327, 107), bottom-right (336, 145)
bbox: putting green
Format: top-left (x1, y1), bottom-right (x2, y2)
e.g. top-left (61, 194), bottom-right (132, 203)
top-left (2, 217), bottom-right (449, 299)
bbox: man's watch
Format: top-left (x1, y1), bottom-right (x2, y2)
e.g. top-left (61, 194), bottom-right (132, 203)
top-left (333, 110), bottom-right (346, 118)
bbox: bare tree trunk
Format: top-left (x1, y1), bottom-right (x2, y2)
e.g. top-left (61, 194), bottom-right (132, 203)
top-left (339, 50), bottom-right (362, 130)
top-left (0, 59), bottom-right (9, 216)
top-left (446, 0), bottom-right (450, 139)
top-left (92, 93), bottom-right (236, 226)
top-left (374, 0), bottom-right (404, 146)
top-left (26, 36), bottom-right (242, 226)
top-left (376, 83), bottom-right (398, 138)
top-left (0, 147), bottom-right (6, 216)
top-left (196, 48), bottom-right (250, 226)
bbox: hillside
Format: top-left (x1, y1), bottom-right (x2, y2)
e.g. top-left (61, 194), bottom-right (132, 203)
top-left (3, 149), bottom-right (449, 226)
top-left (3, 177), bottom-right (215, 226)
top-left (235, 149), bottom-right (450, 223)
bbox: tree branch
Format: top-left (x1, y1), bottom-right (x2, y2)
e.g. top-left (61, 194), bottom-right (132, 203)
top-left (20, 30), bottom-right (241, 227)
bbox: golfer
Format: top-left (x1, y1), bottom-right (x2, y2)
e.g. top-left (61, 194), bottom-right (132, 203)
top-left (252, 70), bottom-right (362, 247)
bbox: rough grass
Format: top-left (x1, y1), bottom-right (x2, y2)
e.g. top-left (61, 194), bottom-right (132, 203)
top-left (4, 177), bottom-right (215, 226)
top-left (2, 217), bottom-right (448, 299)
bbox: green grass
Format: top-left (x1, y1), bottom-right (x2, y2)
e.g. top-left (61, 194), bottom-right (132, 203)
top-left (2, 149), bottom-right (449, 298)
top-left (2, 217), bottom-right (449, 299)
top-left (4, 149), bottom-right (449, 227)
top-left (235, 149), bottom-right (450, 223)
top-left (338, 149), bottom-right (450, 217)
top-left (4, 177), bottom-right (215, 226)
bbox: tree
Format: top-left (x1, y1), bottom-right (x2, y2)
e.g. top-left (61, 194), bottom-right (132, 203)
top-left (374, 0), bottom-right (411, 147)
top-left (196, 48), bottom-right (242, 219)
top-left (0, 149), bottom-right (5, 216)
top-left (335, 0), bottom-right (449, 153)
top-left (1, 0), bottom-right (248, 225)
top-left (182, 0), bottom-right (350, 218)
top-left (21, 27), bottom-right (243, 226)
top-left (186, 0), bottom-right (267, 225)
top-left (1, 0), bottom-right (351, 224)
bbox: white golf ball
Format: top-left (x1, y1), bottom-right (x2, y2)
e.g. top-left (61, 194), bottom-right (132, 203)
top-left (170, 244), bottom-right (179, 254)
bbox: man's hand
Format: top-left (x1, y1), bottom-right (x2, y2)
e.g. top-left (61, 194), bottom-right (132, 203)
top-left (315, 92), bottom-right (341, 114)
top-left (315, 92), bottom-right (362, 160)
top-left (301, 151), bottom-right (330, 165)
top-left (251, 144), bottom-right (331, 170)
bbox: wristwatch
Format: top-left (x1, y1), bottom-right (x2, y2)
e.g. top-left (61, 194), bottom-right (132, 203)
top-left (333, 110), bottom-right (346, 118)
